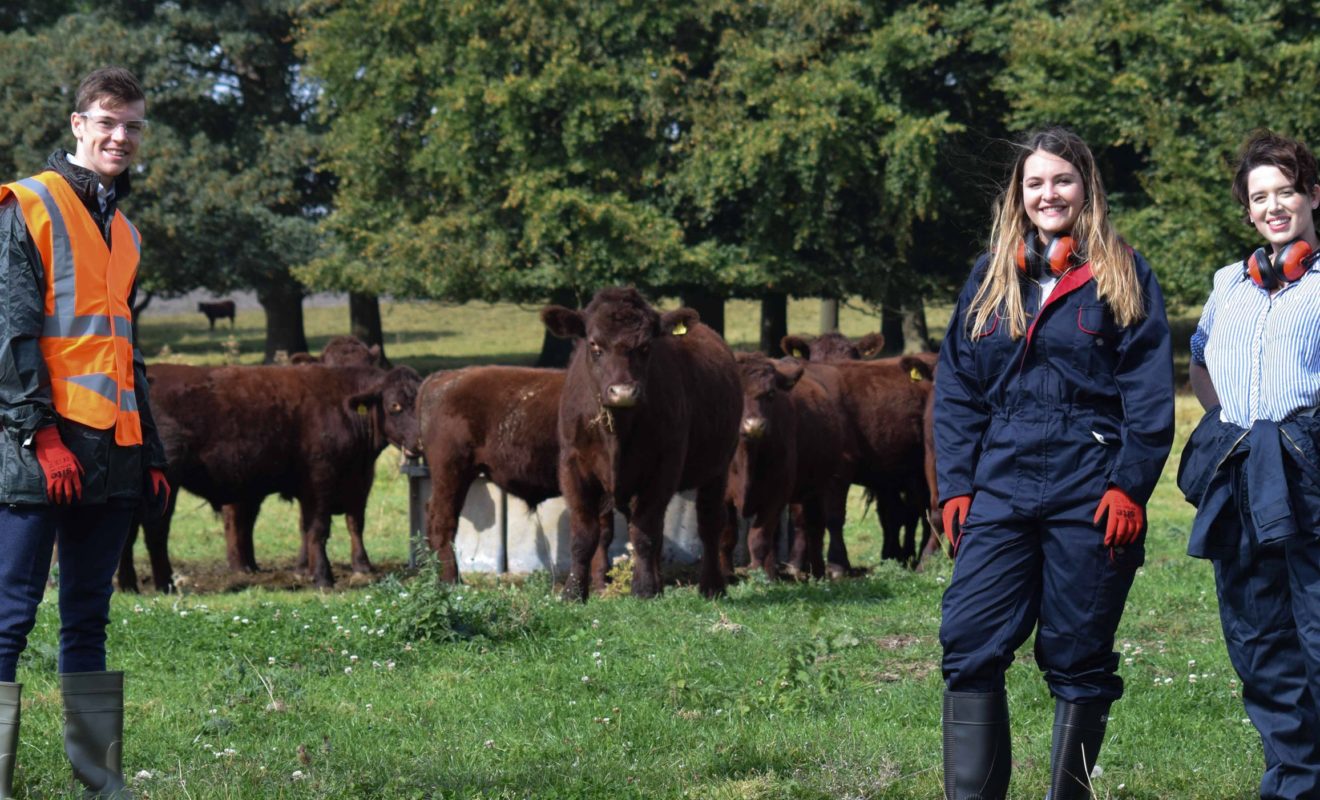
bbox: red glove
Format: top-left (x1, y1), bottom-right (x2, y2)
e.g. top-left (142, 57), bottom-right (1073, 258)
top-left (148, 468), bottom-right (171, 512)
top-left (1094, 486), bottom-right (1143, 547)
top-left (942, 495), bottom-right (972, 556)
top-left (32, 426), bottom-right (82, 504)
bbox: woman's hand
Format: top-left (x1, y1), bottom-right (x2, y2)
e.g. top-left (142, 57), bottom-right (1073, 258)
top-left (942, 495), bottom-right (972, 555)
top-left (1094, 486), bottom-right (1143, 546)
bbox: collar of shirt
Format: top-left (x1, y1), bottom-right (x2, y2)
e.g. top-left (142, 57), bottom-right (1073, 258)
top-left (63, 153), bottom-right (115, 214)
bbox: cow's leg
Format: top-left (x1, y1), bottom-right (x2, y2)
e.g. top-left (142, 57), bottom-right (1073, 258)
top-left (589, 506), bottom-right (614, 593)
top-left (561, 469), bottom-right (604, 602)
top-left (223, 502), bottom-right (261, 573)
top-left (142, 490), bottom-right (179, 593)
top-left (425, 466), bottom-right (473, 584)
top-left (299, 502), bottom-right (335, 588)
top-left (718, 501), bottom-right (739, 583)
top-left (116, 508), bottom-right (143, 593)
top-left (344, 502), bottom-right (373, 575)
top-left (801, 496), bottom-right (830, 579)
top-left (784, 504), bottom-right (809, 579)
top-left (627, 494), bottom-right (668, 600)
top-left (693, 479), bottom-right (729, 599)
top-left (747, 499), bottom-right (785, 581)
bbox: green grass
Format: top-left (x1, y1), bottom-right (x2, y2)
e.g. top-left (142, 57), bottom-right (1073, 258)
top-left (7, 300), bottom-right (1255, 798)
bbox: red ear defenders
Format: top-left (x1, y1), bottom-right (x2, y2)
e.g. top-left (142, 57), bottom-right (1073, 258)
top-left (1015, 231), bottom-right (1079, 279)
top-left (1246, 239), bottom-right (1313, 290)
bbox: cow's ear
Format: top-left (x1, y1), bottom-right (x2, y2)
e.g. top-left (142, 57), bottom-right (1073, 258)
top-left (368, 344), bottom-right (383, 365)
top-left (781, 335), bottom-right (811, 360)
top-left (773, 358), bottom-right (804, 390)
top-left (900, 355), bottom-right (934, 382)
top-left (541, 306), bottom-right (586, 339)
top-left (289, 352), bottom-right (317, 364)
top-left (856, 332), bottom-right (886, 358)
top-left (343, 387), bottom-right (381, 419)
top-left (660, 307), bottom-right (700, 336)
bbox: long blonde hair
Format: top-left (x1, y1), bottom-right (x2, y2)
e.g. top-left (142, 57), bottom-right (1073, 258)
top-left (966, 127), bottom-right (1144, 340)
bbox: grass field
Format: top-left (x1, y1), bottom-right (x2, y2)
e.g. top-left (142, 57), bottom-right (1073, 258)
top-left (9, 299), bottom-right (1258, 798)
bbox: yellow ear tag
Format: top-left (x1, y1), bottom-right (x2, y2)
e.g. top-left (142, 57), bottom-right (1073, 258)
top-left (793, 349), bottom-right (804, 359)
top-left (356, 404), bottom-right (369, 416)
top-left (672, 321), bottom-right (688, 336)
top-left (909, 367), bottom-right (923, 382)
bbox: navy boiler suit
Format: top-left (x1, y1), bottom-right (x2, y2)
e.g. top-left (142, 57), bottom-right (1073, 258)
top-left (934, 253), bottom-right (1174, 702)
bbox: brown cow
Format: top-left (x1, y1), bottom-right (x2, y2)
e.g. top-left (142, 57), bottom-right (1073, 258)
top-left (197, 299), bottom-right (236, 330)
top-left (416, 366), bottom-right (617, 587)
top-left (723, 353), bottom-right (853, 580)
top-left (119, 363), bottom-right (421, 591)
top-left (290, 335), bottom-right (384, 367)
top-left (542, 288), bottom-right (740, 600)
top-left (779, 331), bottom-right (936, 570)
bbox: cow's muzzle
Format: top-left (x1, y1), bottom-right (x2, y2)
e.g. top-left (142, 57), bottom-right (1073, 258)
top-left (741, 417), bottom-right (767, 440)
top-left (604, 384), bottom-right (640, 408)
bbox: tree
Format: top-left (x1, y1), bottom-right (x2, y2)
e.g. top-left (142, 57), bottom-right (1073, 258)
top-left (0, 2), bottom-right (330, 361)
top-left (298, 0), bottom-right (705, 306)
top-left (999, 0), bottom-right (1320, 307)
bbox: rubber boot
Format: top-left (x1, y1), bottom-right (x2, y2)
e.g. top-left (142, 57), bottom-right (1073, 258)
top-left (1045, 699), bottom-right (1109, 800)
top-left (942, 690), bottom-right (1011, 800)
top-left (0, 682), bottom-right (18, 799)
top-left (61, 671), bottom-right (132, 799)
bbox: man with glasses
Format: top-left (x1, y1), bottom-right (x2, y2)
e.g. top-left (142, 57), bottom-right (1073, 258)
top-left (0, 66), bottom-right (169, 797)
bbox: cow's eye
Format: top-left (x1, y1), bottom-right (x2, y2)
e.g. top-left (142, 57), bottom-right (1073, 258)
top-left (389, 402), bottom-right (403, 414)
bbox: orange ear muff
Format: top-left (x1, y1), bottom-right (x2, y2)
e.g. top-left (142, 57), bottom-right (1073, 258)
top-left (1247, 240), bottom-right (1313, 289)
top-left (1015, 232), bottom-right (1078, 278)
top-left (1275, 239), bottom-right (1313, 283)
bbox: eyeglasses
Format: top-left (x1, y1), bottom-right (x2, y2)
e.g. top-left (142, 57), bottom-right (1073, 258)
top-left (75, 113), bottom-right (148, 137)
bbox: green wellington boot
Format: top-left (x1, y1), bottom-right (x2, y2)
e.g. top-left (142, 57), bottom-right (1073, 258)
top-left (61, 671), bottom-right (132, 799)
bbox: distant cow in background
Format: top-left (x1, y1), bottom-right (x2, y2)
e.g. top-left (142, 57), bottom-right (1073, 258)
top-left (197, 299), bottom-right (236, 330)
top-left (120, 362), bottom-right (421, 591)
top-left (543, 288), bottom-right (741, 601)
top-left (290, 335), bottom-right (384, 368)
top-left (781, 331), bottom-right (886, 362)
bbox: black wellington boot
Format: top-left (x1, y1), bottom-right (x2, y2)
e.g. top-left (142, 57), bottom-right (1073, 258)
top-left (942, 690), bottom-right (1011, 800)
top-left (1045, 699), bottom-right (1110, 800)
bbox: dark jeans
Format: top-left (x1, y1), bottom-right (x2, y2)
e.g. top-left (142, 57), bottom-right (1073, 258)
top-left (0, 503), bottom-right (134, 682)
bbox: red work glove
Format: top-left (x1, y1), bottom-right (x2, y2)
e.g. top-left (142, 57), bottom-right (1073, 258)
top-left (32, 426), bottom-right (82, 504)
top-left (1094, 486), bottom-right (1143, 547)
top-left (148, 468), bottom-right (171, 514)
top-left (942, 495), bottom-right (972, 556)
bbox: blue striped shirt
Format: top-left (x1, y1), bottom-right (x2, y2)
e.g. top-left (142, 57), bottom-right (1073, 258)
top-left (1191, 262), bottom-right (1320, 426)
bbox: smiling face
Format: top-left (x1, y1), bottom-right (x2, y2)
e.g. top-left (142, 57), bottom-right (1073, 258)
top-left (70, 97), bottom-right (146, 186)
top-left (1245, 164), bottom-right (1320, 255)
top-left (1021, 149), bottom-right (1084, 241)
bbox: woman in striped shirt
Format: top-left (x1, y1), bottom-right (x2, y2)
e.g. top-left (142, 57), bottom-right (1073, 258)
top-left (1184, 130), bottom-right (1320, 800)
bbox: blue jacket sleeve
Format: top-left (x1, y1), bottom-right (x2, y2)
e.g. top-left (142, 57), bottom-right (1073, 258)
top-left (934, 258), bottom-right (991, 502)
top-left (0, 196), bottom-right (54, 442)
top-left (129, 283), bottom-right (167, 470)
top-left (1108, 252), bottom-right (1175, 505)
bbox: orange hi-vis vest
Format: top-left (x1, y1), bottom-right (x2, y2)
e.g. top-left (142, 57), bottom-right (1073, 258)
top-left (0, 171), bottom-right (143, 446)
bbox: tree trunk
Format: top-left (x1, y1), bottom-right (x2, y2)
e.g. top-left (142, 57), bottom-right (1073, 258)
top-left (901, 300), bottom-right (932, 353)
top-left (759, 292), bottom-right (788, 357)
top-left (130, 290), bottom-right (153, 349)
top-left (536, 288), bottom-right (577, 368)
top-left (819, 298), bottom-right (839, 334)
top-left (680, 287), bottom-right (724, 338)
top-left (880, 304), bottom-right (903, 356)
top-left (349, 291), bottom-right (389, 366)
top-left (256, 281), bottom-right (308, 363)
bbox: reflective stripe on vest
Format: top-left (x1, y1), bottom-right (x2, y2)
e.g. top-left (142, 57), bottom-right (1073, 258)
top-left (1, 172), bottom-right (143, 446)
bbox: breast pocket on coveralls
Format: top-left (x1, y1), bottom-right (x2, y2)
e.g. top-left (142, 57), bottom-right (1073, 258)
top-left (1076, 305), bottom-right (1119, 374)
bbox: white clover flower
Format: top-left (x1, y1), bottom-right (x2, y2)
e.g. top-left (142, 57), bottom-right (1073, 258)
top-left (267, 657), bottom-right (276, 666)
top-left (344, 666), bottom-right (353, 675)
top-left (581, 675), bottom-right (590, 684)
top-left (292, 769), bottom-right (306, 780)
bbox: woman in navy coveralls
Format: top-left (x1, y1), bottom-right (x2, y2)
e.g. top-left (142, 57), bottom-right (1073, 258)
top-left (934, 127), bottom-right (1174, 800)
top-left (1182, 131), bottom-right (1320, 800)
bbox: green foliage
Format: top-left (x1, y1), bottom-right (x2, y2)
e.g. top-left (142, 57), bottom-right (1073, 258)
top-left (1000, 0), bottom-right (1320, 306)
top-left (374, 558), bottom-right (542, 644)
top-left (769, 610), bottom-right (860, 710)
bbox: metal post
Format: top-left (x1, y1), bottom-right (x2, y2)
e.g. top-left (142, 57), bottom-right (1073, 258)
top-left (399, 455), bottom-right (430, 568)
